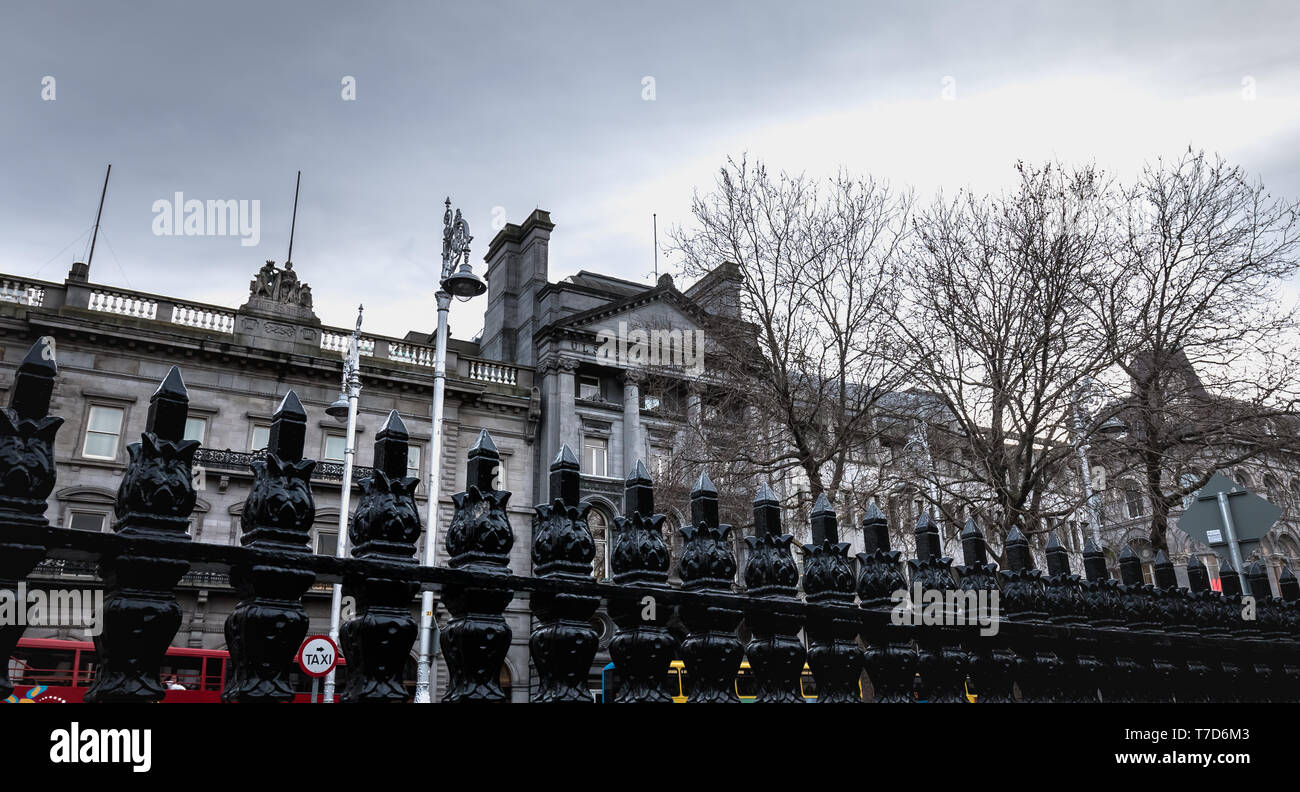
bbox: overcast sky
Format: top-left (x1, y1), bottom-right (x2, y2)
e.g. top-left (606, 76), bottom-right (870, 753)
top-left (3, 1), bottom-right (1299, 340)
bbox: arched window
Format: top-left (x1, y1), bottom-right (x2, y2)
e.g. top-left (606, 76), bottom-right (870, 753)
top-left (588, 508), bottom-right (611, 581)
top-left (1263, 474), bottom-right (1281, 502)
top-left (499, 663), bottom-right (512, 701)
top-left (1235, 470), bottom-right (1253, 490)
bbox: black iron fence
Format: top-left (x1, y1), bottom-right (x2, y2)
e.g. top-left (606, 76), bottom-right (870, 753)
top-left (0, 339), bottom-right (1298, 702)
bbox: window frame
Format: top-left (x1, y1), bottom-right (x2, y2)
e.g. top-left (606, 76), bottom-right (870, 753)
top-left (583, 435), bottom-right (609, 478)
top-left (65, 509), bottom-right (108, 533)
top-left (183, 416), bottom-right (208, 445)
top-left (249, 424), bottom-right (271, 452)
top-left (81, 403), bottom-right (127, 461)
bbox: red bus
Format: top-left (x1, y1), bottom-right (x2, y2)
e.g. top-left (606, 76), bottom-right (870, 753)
top-left (4, 637), bottom-right (348, 703)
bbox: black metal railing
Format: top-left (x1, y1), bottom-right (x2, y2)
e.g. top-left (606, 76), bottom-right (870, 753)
top-left (195, 447), bottom-right (374, 484)
top-left (0, 339), bottom-right (1298, 702)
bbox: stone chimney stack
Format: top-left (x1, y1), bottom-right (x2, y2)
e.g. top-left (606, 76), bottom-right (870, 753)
top-left (480, 209), bottom-right (553, 366)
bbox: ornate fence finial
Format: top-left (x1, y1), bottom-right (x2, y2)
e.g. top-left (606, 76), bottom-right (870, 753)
top-left (340, 410), bottom-right (424, 701)
top-left (857, 501), bottom-right (905, 606)
top-left (905, 510), bottom-right (966, 702)
top-left (442, 429), bottom-right (515, 702)
top-left (0, 339), bottom-right (62, 525)
top-left (445, 429), bottom-right (513, 570)
top-left (955, 517), bottom-right (998, 591)
top-left (800, 494), bottom-right (862, 702)
top-left (223, 389), bottom-right (317, 702)
top-left (1153, 550), bottom-right (1177, 589)
top-left (1244, 560), bottom-right (1271, 599)
top-left (677, 469), bottom-right (743, 702)
top-left (913, 511), bottom-right (941, 561)
top-left (858, 502), bottom-right (914, 702)
top-left (0, 338), bottom-right (63, 701)
top-left (678, 471), bottom-right (734, 588)
top-left (530, 444), bottom-right (599, 702)
top-left (612, 460), bottom-right (669, 584)
top-left (608, 459), bottom-right (677, 702)
top-left (86, 365), bottom-right (198, 702)
top-left (349, 410), bottom-right (421, 559)
top-left (1042, 531), bottom-right (1084, 626)
top-left (742, 483), bottom-right (804, 702)
top-left (240, 391), bottom-right (315, 550)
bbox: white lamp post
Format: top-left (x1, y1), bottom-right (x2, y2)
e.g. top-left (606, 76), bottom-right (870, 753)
top-left (1073, 377), bottom-right (1125, 546)
top-left (323, 304), bottom-right (364, 703)
top-left (413, 198), bottom-right (488, 704)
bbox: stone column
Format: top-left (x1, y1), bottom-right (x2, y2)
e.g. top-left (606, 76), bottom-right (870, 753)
top-left (686, 384), bottom-right (702, 431)
top-left (622, 370), bottom-right (643, 479)
top-left (557, 357), bottom-right (580, 457)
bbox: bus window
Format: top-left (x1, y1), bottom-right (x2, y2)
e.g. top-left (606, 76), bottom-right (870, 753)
top-left (201, 656), bottom-right (226, 692)
top-left (10, 646), bottom-right (76, 687)
top-left (160, 657), bottom-right (203, 691)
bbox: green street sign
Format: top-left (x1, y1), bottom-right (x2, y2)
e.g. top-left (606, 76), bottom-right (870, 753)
top-left (1177, 472), bottom-right (1281, 547)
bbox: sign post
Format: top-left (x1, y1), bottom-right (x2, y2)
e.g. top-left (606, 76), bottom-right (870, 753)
top-left (1178, 473), bottom-right (1281, 591)
top-left (296, 635), bottom-right (340, 703)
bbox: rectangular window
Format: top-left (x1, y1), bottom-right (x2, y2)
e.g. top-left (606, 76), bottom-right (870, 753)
top-left (643, 394), bottom-right (661, 411)
top-left (315, 531), bottom-right (338, 557)
top-left (652, 446), bottom-right (671, 481)
top-left (583, 436), bottom-right (608, 477)
top-left (250, 425), bottom-right (270, 452)
top-left (67, 511), bottom-right (107, 532)
top-left (406, 445), bottom-right (421, 481)
top-left (579, 375), bottom-right (601, 401)
top-left (184, 417), bottom-right (207, 444)
top-left (324, 434), bottom-right (347, 462)
top-left (82, 405), bottom-right (125, 459)
top-left (1125, 484), bottom-right (1145, 519)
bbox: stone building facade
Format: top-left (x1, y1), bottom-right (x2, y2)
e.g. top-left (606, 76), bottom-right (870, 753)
top-left (0, 258), bottom-right (536, 700)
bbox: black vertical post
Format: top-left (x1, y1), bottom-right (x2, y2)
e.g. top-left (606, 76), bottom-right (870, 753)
top-left (340, 410), bottom-right (424, 701)
top-left (441, 429), bottom-right (516, 702)
top-left (801, 494), bottom-right (863, 702)
top-left (222, 391), bottom-right (318, 702)
top-left (742, 484), bottom-right (804, 702)
top-left (677, 472), bottom-right (743, 702)
top-left (954, 517), bottom-right (1010, 703)
top-left (87, 366), bottom-right (199, 702)
top-left (0, 339), bottom-right (63, 701)
top-left (608, 460), bottom-right (678, 702)
top-left (529, 445), bottom-right (600, 702)
top-left (857, 502), bottom-right (914, 703)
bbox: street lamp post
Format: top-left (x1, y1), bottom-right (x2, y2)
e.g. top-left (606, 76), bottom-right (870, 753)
top-left (1073, 377), bottom-right (1125, 546)
top-left (323, 304), bottom-right (364, 703)
top-left (413, 198), bottom-right (488, 704)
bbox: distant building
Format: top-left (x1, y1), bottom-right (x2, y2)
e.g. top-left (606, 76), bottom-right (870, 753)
top-left (1, 256), bottom-right (536, 699)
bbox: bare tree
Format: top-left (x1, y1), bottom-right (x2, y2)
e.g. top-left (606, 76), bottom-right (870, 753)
top-left (896, 161), bottom-right (1117, 554)
top-left (1092, 149), bottom-right (1300, 554)
top-left (666, 156), bottom-right (914, 535)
